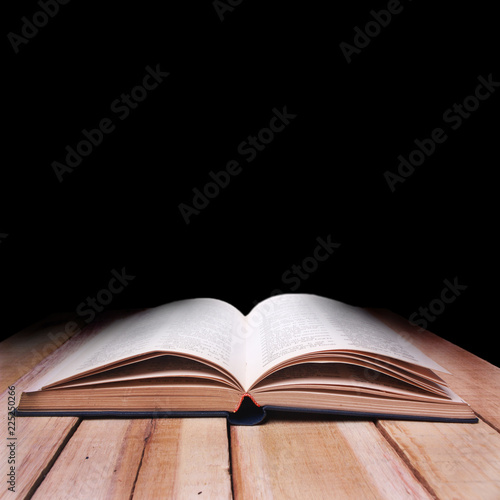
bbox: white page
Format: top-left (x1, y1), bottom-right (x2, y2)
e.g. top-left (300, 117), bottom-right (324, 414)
top-left (307, 295), bottom-right (446, 371)
top-left (244, 294), bottom-right (333, 387)
top-left (34, 298), bottom-right (246, 390)
top-left (244, 294), bottom-right (447, 389)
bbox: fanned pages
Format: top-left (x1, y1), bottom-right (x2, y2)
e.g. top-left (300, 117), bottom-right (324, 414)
top-left (16, 294), bottom-right (477, 424)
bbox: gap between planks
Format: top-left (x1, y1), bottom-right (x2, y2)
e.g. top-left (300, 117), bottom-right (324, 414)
top-left (230, 416), bottom-right (434, 500)
top-left (128, 418), bottom-right (155, 500)
top-left (30, 418), bottom-right (233, 499)
top-left (374, 420), bottom-right (440, 500)
top-left (23, 418), bottom-right (82, 500)
top-left (374, 418), bottom-right (500, 500)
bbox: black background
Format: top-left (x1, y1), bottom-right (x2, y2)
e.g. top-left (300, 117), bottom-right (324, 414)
top-left (2, 1), bottom-right (499, 366)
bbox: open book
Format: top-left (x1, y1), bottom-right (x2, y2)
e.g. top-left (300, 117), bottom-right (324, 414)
top-left (16, 294), bottom-right (477, 424)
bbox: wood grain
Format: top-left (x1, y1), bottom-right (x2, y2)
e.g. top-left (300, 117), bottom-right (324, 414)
top-left (31, 419), bottom-right (149, 500)
top-left (0, 315), bottom-right (86, 500)
top-left (231, 417), bottom-right (433, 499)
top-left (133, 418), bottom-right (232, 499)
top-left (377, 419), bottom-right (500, 500)
top-left (0, 317), bottom-right (104, 500)
top-left (25, 418), bottom-right (233, 500)
top-left (369, 309), bottom-right (500, 499)
top-left (0, 415), bottom-right (79, 500)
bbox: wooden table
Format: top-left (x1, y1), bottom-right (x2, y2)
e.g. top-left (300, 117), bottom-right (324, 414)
top-left (1, 310), bottom-right (500, 499)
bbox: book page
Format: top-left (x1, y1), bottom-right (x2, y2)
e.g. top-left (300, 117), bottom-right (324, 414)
top-left (34, 298), bottom-right (246, 390)
top-left (251, 363), bottom-right (449, 401)
top-left (244, 294), bottom-right (446, 389)
top-left (308, 295), bottom-right (446, 371)
top-left (245, 294), bottom-right (333, 387)
top-left (53, 355), bottom-right (240, 390)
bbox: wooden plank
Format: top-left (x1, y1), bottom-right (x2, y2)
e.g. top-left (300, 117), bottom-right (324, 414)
top-left (31, 418), bottom-right (232, 499)
top-left (377, 419), bottom-right (500, 500)
top-left (0, 318), bottom-right (110, 500)
top-left (369, 310), bottom-right (500, 498)
top-left (1, 381), bottom-right (79, 500)
top-left (30, 419), bottom-right (149, 500)
top-left (133, 418), bottom-right (232, 499)
top-left (0, 313), bottom-right (84, 390)
top-left (231, 417), bottom-right (433, 499)
top-left (0, 416), bottom-right (79, 499)
top-left (369, 309), bottom-right (500, 431)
